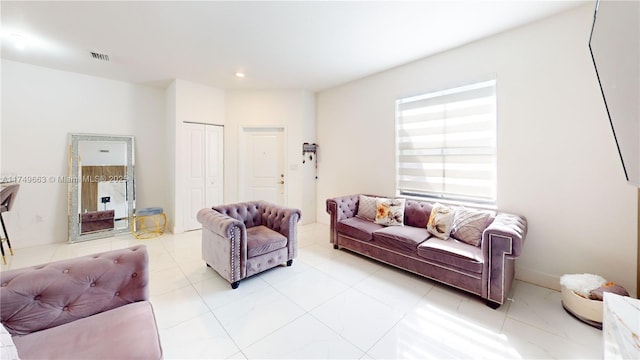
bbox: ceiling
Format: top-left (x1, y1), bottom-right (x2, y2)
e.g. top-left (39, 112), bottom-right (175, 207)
top-left (0, 1), bottom-right (587, 91)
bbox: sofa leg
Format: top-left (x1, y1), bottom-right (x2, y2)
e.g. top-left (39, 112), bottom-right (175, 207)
top-left (333, 244), bottom-right (339, 250)
top-left (231, 281), bottom-right (240, 289)
top-left (206, 263), bottom-right (211, 268)
top-left (286, 259), bottom-right (293, 266)
top-left (486, 300), bottom-right (501, 309)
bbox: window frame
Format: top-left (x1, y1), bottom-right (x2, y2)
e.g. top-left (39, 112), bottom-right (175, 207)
top-left (395, 78), bottom-right (497, 206)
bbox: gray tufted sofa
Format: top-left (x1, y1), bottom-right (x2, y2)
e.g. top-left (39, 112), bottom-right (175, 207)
top-left (327, 194), bottom-right (527, 308)
top-left (197, 201), bottom-right (301, 289)
top-left (0, 245), bottom-right (162, 359)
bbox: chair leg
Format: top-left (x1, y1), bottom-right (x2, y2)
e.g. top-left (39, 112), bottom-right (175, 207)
top-left (231, 281), bottom-right (240, 289)
top-left (286, 259), bottom-right (293, 267)
top-left (486, 300), bottom-right (501, 309)
top-left (333, 244), bottom-right (339, 250)
top-left (0, 212), bottom-right (11, 264)
top-left (0, 236), bottom-right (5, 265)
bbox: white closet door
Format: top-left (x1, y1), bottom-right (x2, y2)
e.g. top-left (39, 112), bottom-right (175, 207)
top-left (184, 123), bottom-right (224, 231)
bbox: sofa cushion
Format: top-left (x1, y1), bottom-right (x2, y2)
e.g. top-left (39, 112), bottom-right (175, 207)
top-left (426, 203), bottom-right (455, 239)
top-left (12, 301), bottom-right (162, 360)
top-left (247, 225), bottom-right (288, 258)
top-left (374, 198), bottom-right (406, 226)
top-left (417, 238), bottom-right (484, 273)
top-left (451, 207), bottom-right (491, 246)
top-left (373, 225), bottom-right (431, 252)
top-left (356, 195), bottom-right (377, 221)
top-left (337, 217), bottom-right (384, 241)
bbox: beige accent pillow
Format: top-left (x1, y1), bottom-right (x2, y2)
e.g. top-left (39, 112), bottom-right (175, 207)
top-left (426, 203), bottom-right (455, 239)
top-left (374, 198), bottom-right (406, 226)
top-left (356, 195), bottom-right (377, 221)
top-left (451, 207), bottom-right (491, 246)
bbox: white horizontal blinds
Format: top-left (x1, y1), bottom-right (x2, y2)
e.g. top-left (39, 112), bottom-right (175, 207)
top-left (397, 79), bottom-right (496, 203)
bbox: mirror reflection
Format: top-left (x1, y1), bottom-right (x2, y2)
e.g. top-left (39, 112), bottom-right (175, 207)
top-left (69, 134), bottom-right (135, 243)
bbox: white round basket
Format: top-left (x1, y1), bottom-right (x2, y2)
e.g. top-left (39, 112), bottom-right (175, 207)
top-left (561, 285), bottom-right (603, 328)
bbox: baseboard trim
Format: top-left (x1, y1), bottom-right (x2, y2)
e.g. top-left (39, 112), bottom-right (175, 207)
top-left (515, 266), bottom-right (561, 291)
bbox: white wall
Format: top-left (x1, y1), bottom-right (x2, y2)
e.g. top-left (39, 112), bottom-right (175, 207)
top-left (165, 79), bottom-right (225, 233)
top-left (0, 60), bottom-right (167, 248)
top-left (316, 4), bottom-right (637, 295)
top-left (225, 90), bottom-right (316, 224)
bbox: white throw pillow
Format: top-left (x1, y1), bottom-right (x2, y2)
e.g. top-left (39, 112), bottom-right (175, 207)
top-left (451, 207), bottom-right (491, 246)
top-left (426, 203), bottom-right (455, 239)
top-left (374, 198), bottom-right (406, 226)
top-left (356, 195), bottom-right (377, 221)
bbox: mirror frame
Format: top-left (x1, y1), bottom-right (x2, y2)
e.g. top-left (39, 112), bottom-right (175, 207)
top-left (68, 134), bottom-right (135, 243)
top-left (589, 0), bottom-right (640, 186)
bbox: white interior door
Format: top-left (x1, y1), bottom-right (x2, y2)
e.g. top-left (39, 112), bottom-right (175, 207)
top-left (242, 128), bottom-right (285, 205)
top-left (184, 123), bottom-right (224, 231)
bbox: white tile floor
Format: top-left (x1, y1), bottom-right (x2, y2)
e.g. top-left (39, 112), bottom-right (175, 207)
top-left (1, 223), bottom-right (603, 359)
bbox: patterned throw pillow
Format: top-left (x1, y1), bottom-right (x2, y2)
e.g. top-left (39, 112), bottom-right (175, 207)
top-left (451, 207), bottom-right (491, 246)
top-left (356, 195), bottom-right (378, 221)
top-left (374, 198), bottom-right (406, 226)
top-left (426, 203), bottom-right (455, 239)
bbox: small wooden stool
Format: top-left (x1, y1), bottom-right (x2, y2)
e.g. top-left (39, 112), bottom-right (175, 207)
top-left (131, 207), bottom-right (166, 239)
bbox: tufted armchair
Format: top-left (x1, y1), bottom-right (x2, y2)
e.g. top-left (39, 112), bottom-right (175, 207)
top-left (0, 245), bottom-right (162, 359)
top-left (197, 201), bottom-right (301, 289)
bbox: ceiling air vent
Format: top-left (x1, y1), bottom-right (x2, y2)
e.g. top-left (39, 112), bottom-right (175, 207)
top-left (90, 51), bottom-right (110, 62)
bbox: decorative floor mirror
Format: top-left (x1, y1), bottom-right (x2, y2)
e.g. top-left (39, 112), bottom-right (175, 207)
top-left (68, 134), bottom-right (135, 243)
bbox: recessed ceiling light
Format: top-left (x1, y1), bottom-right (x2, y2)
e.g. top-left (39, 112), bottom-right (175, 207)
top-left (235, 72), bottom-right (245, 78)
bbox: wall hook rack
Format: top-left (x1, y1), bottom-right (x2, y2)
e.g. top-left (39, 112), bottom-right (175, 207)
top-left (302, 142), bottom-right (318, 163)
top-left (302, 142), bottom-right (319, 179)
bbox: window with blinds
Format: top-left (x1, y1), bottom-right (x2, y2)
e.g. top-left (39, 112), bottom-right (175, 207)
top-left (396, 79), bottom-right (496, 204)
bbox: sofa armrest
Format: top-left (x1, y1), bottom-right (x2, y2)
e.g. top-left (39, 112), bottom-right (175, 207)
top-left (197, 207), bottom-right (247, 240)
top-left (0, 245), bottom-right (149, 336)
top-left (326, 194), bottom-right (360, 245)
top-left (197, 208), bottom-right (247, 282)
top-left (481, 213), bottom-right (528, 304)
top-left (482, 213), bottom-right (528, 258)
top-left (259, 201), bottom-right (301, 260)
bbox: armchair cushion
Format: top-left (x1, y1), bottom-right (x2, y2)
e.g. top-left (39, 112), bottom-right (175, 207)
top-left (247, 226), bottom-right (287, 258)
top-left (12, 301), bottom-right (161, 360)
